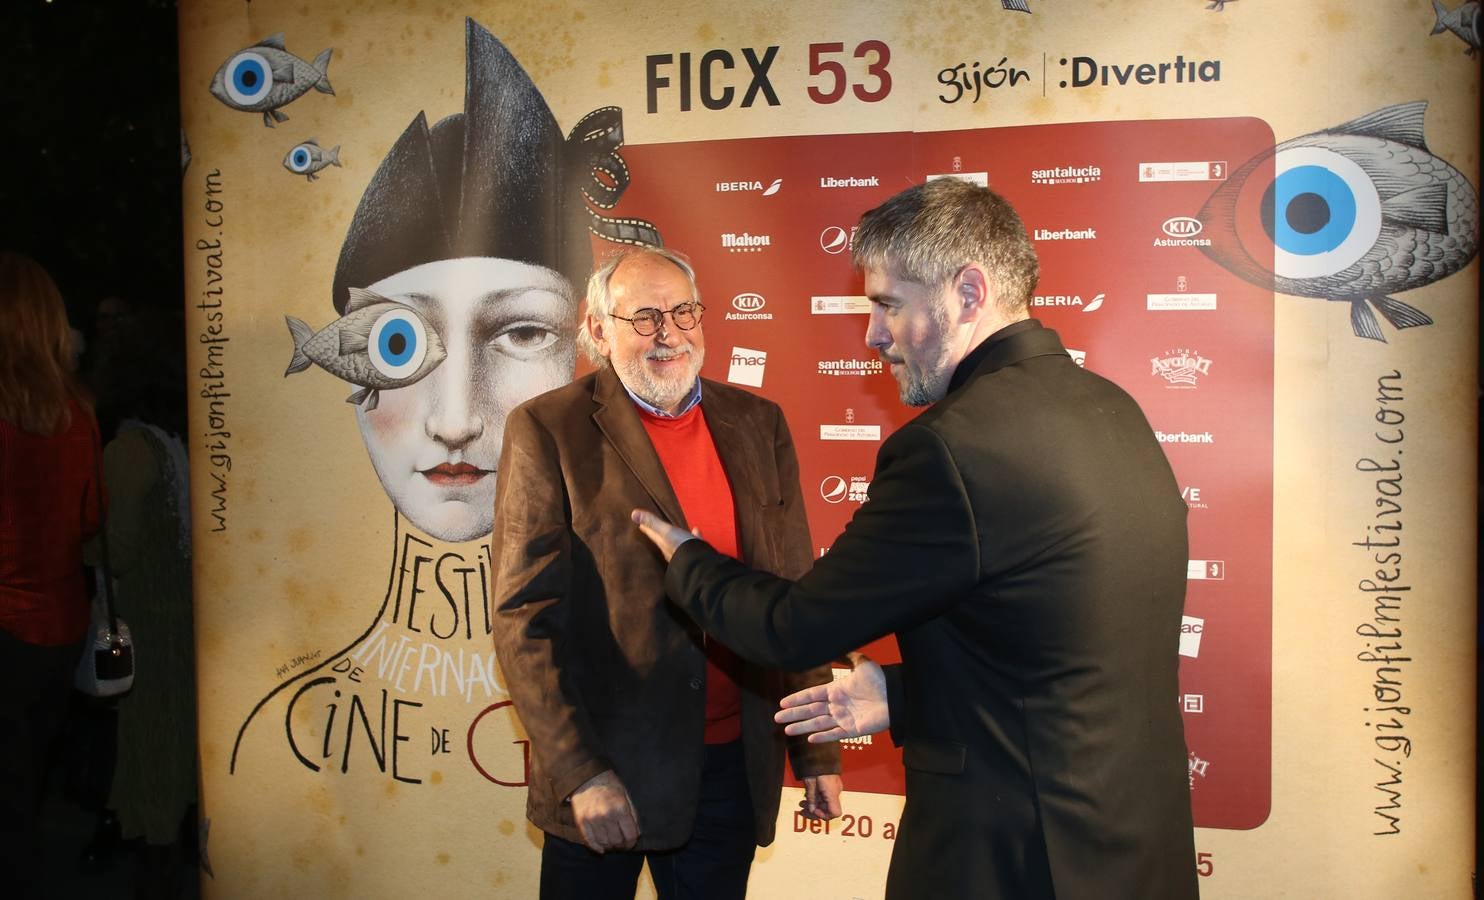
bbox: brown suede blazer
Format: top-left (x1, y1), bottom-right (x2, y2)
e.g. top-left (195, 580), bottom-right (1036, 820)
top-left (490, 365), bottom-right (839, 850)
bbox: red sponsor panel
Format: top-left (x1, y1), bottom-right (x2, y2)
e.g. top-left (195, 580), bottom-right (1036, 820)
top-left (616, 116), bottom-right (1274, 827)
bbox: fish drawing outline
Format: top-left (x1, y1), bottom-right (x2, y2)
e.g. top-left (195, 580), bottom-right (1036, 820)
top-left (1431, 1), bottom-right (1481, 55)
top-left (209, 33), bottom-right (334, 127)
top-left (284, 288), bottom-right (447, 410)
top-left (283, 138), bottom-right (342, 181)
top-left (1199, 101), bottom-right (1479, 341)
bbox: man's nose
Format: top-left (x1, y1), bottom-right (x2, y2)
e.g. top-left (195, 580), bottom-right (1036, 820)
top-left (865, 306), bottom-right (890, 351)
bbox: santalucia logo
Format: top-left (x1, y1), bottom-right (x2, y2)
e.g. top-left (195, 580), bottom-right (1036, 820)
top-left (817, 358), bottom-right (884, 376)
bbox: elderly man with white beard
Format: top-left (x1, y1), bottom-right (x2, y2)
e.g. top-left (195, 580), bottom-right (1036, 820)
top-left (490, 246), bottom-right (842, 900)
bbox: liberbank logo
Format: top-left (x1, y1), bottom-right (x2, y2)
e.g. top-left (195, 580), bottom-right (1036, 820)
top-left (1154, 216), bottom-right (1211, 247)
top-left (1156, 429), bottom-right (1214, 444)
top-left (726, 293), bottom-right (773, 321)
top-left (818, 358), bottom-right (883, 376)
top-left (1030, 164), bottom-right (1101, 185)
top-left (722, 232), bottom-right (771, 253)
top-left (1033, 226), bottom-right (1096, 241)
top-left (715, 178), bottom-right (782, 195)
top-left (820, 176), bottom-right (880, 188)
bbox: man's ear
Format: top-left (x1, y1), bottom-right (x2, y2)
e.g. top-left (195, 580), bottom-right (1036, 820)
top-left (587, 312), bottom-right (610, 356)
top-left (955, 264), bottom-right (993, 323)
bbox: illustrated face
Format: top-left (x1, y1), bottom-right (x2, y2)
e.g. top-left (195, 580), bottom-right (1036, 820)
top-left (356, 257), bottom-right (576, 541)
top-left (590, 255), bottom-right (705, 414)
top-left (863, 265), bottom-right (959, 407)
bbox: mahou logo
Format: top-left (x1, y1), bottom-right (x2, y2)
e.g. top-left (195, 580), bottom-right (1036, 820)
top-left (1150, 348), bottom-right (1212, 388)
top-left (726, 293), bottom-right (773, 321)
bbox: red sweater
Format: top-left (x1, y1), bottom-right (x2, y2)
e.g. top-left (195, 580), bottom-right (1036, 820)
top-left (0, 399), bottom-right (105, 646)
top-left (638, 403), bottom-right (745, 745)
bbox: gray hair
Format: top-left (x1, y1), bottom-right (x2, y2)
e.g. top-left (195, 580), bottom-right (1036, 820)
top-left (851, 178), bottom-right (1039, 315)
top-left (578, 246), bottom-right (700, 366)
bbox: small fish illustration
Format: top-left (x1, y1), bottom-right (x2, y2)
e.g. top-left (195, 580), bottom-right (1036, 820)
top-left (1430, 1), bottom-right (1481, 55)
top-left (209, 34), bottom-right (333, 127)
top-left (1200, 101), bottom-right (1479, 341)
top-left (1002, 0), bottom-right (1031, 12)
top-left (284, 288), bottom-right (447, 410)
top-left (283, 139), bottom-right (342, 181)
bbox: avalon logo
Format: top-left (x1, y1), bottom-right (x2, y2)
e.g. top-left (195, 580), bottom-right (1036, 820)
top-left (726, 293), bottom-right (773, 321)
top-left (1150, 347), bottom-right (1213, 388)
top-left (819, 226), bottom-right (852, 254)
top-left (1162, 216), bottom-right (1203, 237)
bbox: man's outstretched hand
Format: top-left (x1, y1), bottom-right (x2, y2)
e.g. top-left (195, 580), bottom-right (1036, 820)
top-left (775, 653), bottom-right (889, 743)
top-left (631, 509), bottom-right (700, 562)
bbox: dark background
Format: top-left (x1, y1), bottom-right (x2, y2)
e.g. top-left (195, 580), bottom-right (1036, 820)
top-left (2, 0), bottom-right (183, 329)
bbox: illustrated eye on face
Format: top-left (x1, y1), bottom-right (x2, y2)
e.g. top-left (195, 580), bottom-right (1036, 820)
top-left (492, 323), bottom-right (560, 357)
top-left (368, 307), bottom-right (435, 379)
top-left (223, 51), bottom-right (274, 105)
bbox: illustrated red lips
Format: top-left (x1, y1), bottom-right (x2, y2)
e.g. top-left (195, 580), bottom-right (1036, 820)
top-left (420, 462), bottom-right (492, 486)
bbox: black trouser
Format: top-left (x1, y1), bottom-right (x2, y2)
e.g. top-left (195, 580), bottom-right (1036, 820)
top-left (540, 740), bottom-right (757, 900)
top-left (0, 628), bottom-right (82, 899)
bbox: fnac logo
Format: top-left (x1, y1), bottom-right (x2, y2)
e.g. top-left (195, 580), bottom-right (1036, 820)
top-left (1162, 216), bottom-right (1203, 237)
top-left (732, 293), bottom-right (766, 313)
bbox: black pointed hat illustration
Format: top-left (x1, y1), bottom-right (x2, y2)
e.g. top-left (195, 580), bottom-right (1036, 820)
top-left (332, 18), bottom-right (658, 312)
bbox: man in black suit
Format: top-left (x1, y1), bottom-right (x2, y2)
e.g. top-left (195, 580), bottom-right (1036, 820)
top-left (634, 178), bottom-right (1199, 899)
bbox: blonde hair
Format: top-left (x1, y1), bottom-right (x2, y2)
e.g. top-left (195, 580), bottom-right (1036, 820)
top-left (0, 252), bottom-right (84, 435)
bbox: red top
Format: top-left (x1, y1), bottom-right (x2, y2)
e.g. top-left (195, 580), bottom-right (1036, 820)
top-left (0, 399), bottom-right (104, 646)
top-left (638, 403), bottom-right (745, 745)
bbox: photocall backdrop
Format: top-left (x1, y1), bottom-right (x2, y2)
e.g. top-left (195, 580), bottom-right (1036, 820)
top-left (177, 1), bottom-right (1478, 896)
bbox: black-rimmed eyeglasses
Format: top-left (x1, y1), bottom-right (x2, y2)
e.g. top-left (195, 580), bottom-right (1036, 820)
top-left (610, 301), bottom-right (705, 336)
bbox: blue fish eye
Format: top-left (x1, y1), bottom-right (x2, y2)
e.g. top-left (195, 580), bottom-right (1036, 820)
top-left (1260, 165), bottom-right (1357, 256)
top-left (367, 308), bottom-right (431, 380)
top-left (223, 51), bottom-right (275, 106)
top-left (292, 148), bottom-right (310, 169)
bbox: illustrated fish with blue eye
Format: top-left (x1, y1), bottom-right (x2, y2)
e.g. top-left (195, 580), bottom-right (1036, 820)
top-left (1431, 1), bottom-right (1480, 56)
top-left (284, 288), bottom-right (447, 411)
top-left (1199, 101), bottom-right (1479, 341)
top-left (209, 34), bottom-right (333, 128)
top-left (283, 139), bottom-right (342, 181)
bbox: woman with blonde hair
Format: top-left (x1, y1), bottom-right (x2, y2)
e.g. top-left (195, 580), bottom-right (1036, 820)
top-left (0, 251), bottom-right (105, 899)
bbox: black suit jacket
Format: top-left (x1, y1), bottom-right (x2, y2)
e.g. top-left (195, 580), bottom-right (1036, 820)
top-left (668, 321), bottom-right (1199, 899)
top-left (491, 366), bottom-right (838, 850)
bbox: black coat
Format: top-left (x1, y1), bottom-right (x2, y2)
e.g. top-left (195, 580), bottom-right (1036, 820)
top-left (667, 320), bottom-right (1199, 899)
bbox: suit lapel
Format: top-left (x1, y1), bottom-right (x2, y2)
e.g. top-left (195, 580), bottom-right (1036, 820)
top-left (590, 366), bottom-right (689, 529)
